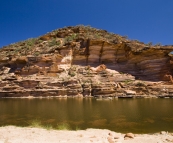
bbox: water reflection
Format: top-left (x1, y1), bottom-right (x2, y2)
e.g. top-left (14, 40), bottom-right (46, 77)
top-left (1, 98), bottom-right (173, 133)
top-left (143, 118), bottom-right (155, 123)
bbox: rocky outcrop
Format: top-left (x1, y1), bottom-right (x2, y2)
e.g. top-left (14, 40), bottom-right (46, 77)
top-left (0, 25), bottom-right (173, 98)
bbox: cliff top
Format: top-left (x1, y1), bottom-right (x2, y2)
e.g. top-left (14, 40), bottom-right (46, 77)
top-left (1, 25), bottom-right (172, 59)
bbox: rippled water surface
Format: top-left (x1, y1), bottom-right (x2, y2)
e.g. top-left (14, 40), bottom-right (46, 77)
top-left (1, 98), bottom-right (173, 133)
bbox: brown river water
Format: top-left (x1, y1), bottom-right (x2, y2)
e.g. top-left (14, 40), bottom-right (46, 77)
top-left (1, 98), bottom-right (173, 133)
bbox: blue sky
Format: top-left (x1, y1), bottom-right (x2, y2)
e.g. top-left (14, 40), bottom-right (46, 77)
top-left (0, 0), bottom-right (173, 48)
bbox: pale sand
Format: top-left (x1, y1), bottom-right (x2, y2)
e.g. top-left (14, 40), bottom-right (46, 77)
top-left (0, 126), bottom-right (173, 143)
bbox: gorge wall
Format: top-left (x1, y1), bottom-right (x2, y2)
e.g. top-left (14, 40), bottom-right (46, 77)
top-left (0, 26), bottom-right (173, 98)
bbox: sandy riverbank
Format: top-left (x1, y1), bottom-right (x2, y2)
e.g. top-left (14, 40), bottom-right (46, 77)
top-left (0, 126), bottom-right (173, 143)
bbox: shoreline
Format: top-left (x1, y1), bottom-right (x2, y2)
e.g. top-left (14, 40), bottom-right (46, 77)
top-left (0, 126), bottom-right (173, 143)
top-left (1, 95), bottom-right (173, 99)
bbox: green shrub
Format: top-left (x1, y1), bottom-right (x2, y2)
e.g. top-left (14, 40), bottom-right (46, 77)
top-left (26, 38), bottom-right (36, 47)
top-left (28, 119), bottom-right (53, 130)
top-left (49, 39), bottom-right (60, 47)
top-left (34, 51), bottom-right (40, 56)
top-left (123, 80), bottom-right (133, 84)
top-left (29, 119), bottom-right (42, 128)
top-left (64, 34), bottom-right (78, 43)
top-left (136, 82), bottom-right (145, 87)
top-left (147, 42), bottom-right (152, 46)
top-left (56, 123), bottom-right (71, 130)
top-left (69, 71), bottom-right (76, 77)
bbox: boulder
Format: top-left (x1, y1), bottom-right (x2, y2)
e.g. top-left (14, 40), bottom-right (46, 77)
top-left (124, 90), bottom-right (136, 95)
top-left (124, 133), bottom-right (134, 139)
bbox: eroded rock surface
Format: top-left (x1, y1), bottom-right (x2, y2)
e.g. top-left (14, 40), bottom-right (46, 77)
top-left (0, 25), bottom-right (173, 98)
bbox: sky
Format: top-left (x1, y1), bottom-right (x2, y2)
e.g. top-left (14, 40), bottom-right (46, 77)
top-left (0, 0), bottom-right (173, 48)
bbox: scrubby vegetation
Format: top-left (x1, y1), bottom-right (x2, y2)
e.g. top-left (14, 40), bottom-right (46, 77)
top-left (28, 119), bottom-right (71, 130)
top-left (0, 25), bottom-right (132, 58)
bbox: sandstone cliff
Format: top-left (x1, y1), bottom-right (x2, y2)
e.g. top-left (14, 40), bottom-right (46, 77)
top-left (0, 25), bottom-right (173, 98)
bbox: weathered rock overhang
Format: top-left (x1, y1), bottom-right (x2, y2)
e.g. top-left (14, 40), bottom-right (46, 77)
top-left (73, 40), bottom-right (173, 81)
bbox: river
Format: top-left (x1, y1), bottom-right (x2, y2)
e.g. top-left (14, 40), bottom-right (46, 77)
top-left (1, 98), bottom-right (173, 133)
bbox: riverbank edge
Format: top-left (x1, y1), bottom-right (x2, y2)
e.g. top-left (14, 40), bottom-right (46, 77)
top-left (0, 126), bottom-right (173, 143)
top-left (1, 95), bottom-right (173, 99)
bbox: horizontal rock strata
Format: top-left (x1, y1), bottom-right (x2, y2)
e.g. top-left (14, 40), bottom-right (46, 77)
top-left (0, 26), bottom-right (173, 98)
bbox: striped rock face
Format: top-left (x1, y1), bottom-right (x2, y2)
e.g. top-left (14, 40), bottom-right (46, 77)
top-left (0, 26), bottom-right (173, 98)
